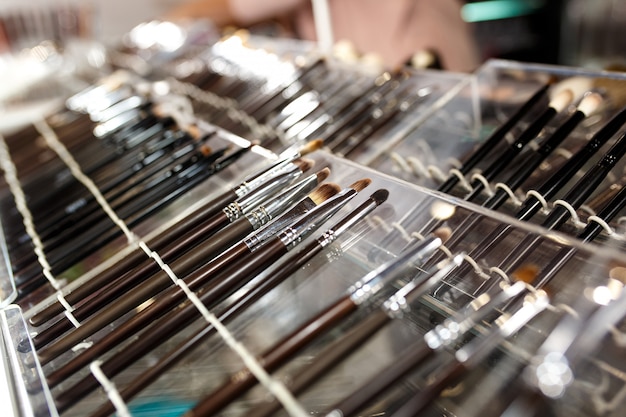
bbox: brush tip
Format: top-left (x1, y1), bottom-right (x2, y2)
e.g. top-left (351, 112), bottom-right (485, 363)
top-left (186, 124), bottom-right (202, 140)
top-left (349, 178), bottom-right (372, 192)
top-left (316, 167), bottom-right (331, 183)
top-left (511, 264), bottom-right (540, 284)
top-left (432, 226), bottom-right (452, 243)
top-left (370, 189), bottom-right (389, 205)
top-left (577, 92), bottom-right (604, 116)
top-left (549, 88), bottom-right (574, 113)
top-left (294, 158), bottom-right (315, 173)
top-left (609, 266), bottom-right (626, 283)
top-left (300, 139), bottom-right (324, 155)
top-left (309, 183), bottom-right (341, 205)
top-left (199, 144), bottom-right (212, 157)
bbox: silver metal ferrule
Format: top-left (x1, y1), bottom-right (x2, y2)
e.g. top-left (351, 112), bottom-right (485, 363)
top-left (237, 170), bottom-right (302, 213)
top-left (91, 95), bottom-right (145, 123)
top-left (317, 199), bottom-right (379, 249)
top-left (263, 174), bottom-right (319, 217)
top-left (245, 206), bottom-right (272, 230)
top-left (222, 202), bottom-right (242, 223)
top-left (349, 235), bottom-right (442, 305)
top-left (384, 254), bottom-right (463, 320)
top-left (243, 233), bottom-right (263, 251)
top-left (93, 110), bottom-right (140, 138)
top-left (278, 227), bottom-right (301, 248)
top-left (252, 176), bottom-right (336, 243)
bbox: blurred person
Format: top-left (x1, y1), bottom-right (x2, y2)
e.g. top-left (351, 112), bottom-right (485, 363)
top-left (167, 0), bottom-right (479, 71)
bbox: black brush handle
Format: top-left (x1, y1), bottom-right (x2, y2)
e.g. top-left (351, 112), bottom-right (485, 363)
top-left (485, 109), bottom-right (586, 210)
top-left (517, 106), bottom-right (626, 221)
top-left (439, 83), bottom-right (550, 193)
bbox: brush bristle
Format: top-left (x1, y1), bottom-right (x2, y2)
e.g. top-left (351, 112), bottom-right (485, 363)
top-left (294, 158), bottom-right (315, 173)
top-left (549, 89), bottom-right (574, 113)
top-left (309, 183), bottom-right (341, 205)
top-left (300, 139), bottom-right (324, 155)
top-left (370, 189), bottom-right (389, 205)
top-left (577, 92), bottom-right (604, 116)
top-left (511, 264), bottom-right (540, 284)
top-left (609, 266), bottom-right (626, 283)
top-left (432, 226), bottom-right (452, 243)
top-left (199, 144), bottom-right (212, 157)
top-left (316, 167), bottom-right (331, 183)
top-left (349, 178), bottom-right (372, 192)
top-left (186, 125), bottom-right (202, 140)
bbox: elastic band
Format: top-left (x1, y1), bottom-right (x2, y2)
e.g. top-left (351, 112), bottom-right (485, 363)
top-left (553, 199), bottom-right (587, 228)
top-left (448, 168), bottom-right (473, 192)
top-left (525, 190), bottom-right (550, 213)
top-left (427, 164), bottom-right (448, 184)
top-left (494, 182), bottom-right (523, 207)
top-left (587, 215), bottom-right (616, 237)
top-left (90, 361), bottom-right (132, 417)
top-left (470, 173), bottom-right (494, 197)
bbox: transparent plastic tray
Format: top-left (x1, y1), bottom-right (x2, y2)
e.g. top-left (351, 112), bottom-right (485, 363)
top-left (366, 59), bottom-right (626, 199)
top-left (1, 147), bottom-right (624, 417)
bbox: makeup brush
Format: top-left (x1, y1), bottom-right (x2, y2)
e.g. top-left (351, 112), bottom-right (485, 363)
top-left (204, 139), bottom-right (322, 214)
top-left (45, 180), bottom-right (361, 385)
top-left (429, 93), bottom-right (604, 256)
top-left (532, 183), bottom-right (626, 289)
top-left (438, 82), bottom-right (552, 193)
top-left (321, 279), bottom-right (530, 417)
top-left (299, 71), bottom-right (406, 144)
top-left (183, 231), bottom-right (443, 417)
top-left (484, 92), bottom-right (603, 209)
top-left (27, 160), bottom-right (318, 327)
top-left (464, 89), bottom-right (574, 201)
top-left (87, 189), bottom-right (390, 417)
top-left (29, 133), bottom-right (214, 245)
top-left (16, 144), bottom-right (253, 297)
top-left (37, 184), bottom-right (341, 365)
top-left (516, 105), bottom-right (626, 222)
top-left (249, 250), bottom-right (463, 417)
top-left (468, 131), bottom-right (626, 297)
top-left (368, 88), bottom-right (570, 262)
top-left (388, 291), bottom-right (549, 417)
top-left (56, 185), bottom-right (380, 413)
top-left (31, 168), bottom-right (325, 346)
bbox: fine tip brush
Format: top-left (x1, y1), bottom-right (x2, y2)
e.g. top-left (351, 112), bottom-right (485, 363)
top-left (37, 183), bottom-right (341, 367)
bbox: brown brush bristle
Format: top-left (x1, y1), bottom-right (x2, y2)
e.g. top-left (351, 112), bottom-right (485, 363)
top-left (186, 125), bottom-right (202, 140)
top-left (294, 158), bottom-right (315, 173)
top-left (511, 264), bottom-right (540, 284)
top-left (349, 178), bottom-right (372, 192)
top-left (309, 183), bottom-right (341, 205)
top-left (199, 144), bottom-right (212, 157)
top-left (300, 139), bottom-right (324, 155)
top-left (432, 226), bottom-right (452, 243)
top-left (316, 167), bottom-right (331, 183)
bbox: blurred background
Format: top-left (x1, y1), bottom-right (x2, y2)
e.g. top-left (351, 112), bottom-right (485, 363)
top-left (0, 0), bottom-right (625, 69)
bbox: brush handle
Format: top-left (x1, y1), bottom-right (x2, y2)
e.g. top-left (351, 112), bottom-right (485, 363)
top-left (254, 308), bottom-right (391, 417)
top-left (44, 241), bottom-right (252, 383)
top-left (187, 295), bottom-right (357, 417)
top-left (542, 131), bottom-right (626, 230)
top-left (577, 183), bottom-right (626, 242)
top-left (328, 340), bottom-right (434, 417)
top-left (484, 109), bottom-right (586, 210)
top-left (516, 107), bottom-right (626, 221)
top-left (57, 238), bottom-right (289, 413)
top-left (466, 106), bottom-right (558, 201)
top-left (33, 215), bottom-right (253, 351)
top-left (438, 83), bottom-right (550, 193)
